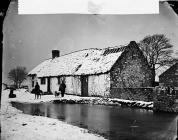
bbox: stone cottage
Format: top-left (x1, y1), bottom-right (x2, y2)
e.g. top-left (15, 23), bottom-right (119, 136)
top-left (28, 41), bottom-right (152, 97)
top-left (159, 62), bottom-right (178, 87)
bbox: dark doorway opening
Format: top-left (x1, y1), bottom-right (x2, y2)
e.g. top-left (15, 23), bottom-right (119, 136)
top-left (81, 76), bottom-right (88, 96)
top-left (47, 77), bottom-right (51, 93)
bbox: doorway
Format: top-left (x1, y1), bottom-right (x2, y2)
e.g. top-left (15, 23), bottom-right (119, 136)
top-left (81, 76), bottom-right (88, 96)
top-left (47, 77), bottom-right (51, 93)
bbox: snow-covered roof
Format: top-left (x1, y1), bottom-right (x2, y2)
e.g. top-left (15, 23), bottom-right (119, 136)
top-left (28, 46), bottom-right (126, 77)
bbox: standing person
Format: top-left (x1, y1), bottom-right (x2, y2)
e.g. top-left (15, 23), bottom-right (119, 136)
top-left (59, 81), bottom-right (66, 97)
top-left (34, 82), bottom-right (40, 99)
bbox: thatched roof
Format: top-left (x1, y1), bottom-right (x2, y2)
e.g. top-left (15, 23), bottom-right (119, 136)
top-left (28, 42), bottom-right (139, 77)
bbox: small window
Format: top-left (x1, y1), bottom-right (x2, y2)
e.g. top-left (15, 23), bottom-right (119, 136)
top-left (41, 78), bottom-right (46, 85)
top-left (58, 77), bottom-right (61, 85)
top-left (59, 77), bottom-right (65, 84)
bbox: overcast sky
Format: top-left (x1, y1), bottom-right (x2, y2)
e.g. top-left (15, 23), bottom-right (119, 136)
top-left (3, 1), bottom-right (178, 83)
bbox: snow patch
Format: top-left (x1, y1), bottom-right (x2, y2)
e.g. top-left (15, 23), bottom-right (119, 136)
top-left (1, 89), bottom-right (106, 140)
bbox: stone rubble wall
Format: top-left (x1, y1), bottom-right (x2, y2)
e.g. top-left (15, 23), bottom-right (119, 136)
top-left (153, 89), bottom-right (178, 113)
top-left (110, 43), bottom-right (152, 89)
top-left (110, 87), bottom-right (154, 102)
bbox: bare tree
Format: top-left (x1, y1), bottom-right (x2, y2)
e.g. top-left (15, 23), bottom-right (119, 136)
top-left (139, 34), bottom-right (175, 86)
top-left (8, 66), bottom-right (28, 89)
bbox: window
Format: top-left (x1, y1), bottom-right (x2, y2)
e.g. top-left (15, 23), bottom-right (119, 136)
top-left (41, 78), bottom-right (46, 85)
top-left (58, 77), bottom-right (61, 85)
top-left (32, 81), bottom-right (34, 87)
top-left (62, 77), bottom-right (65, 83)
top-left (59, 77), bottom-right (65, 84)
top-left (32, 76), bottom-right (34, 80)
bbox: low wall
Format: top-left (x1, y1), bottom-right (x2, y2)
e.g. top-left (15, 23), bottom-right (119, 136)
top-left (153, 89), bottom-right (178, 113)
top-left (110, 87), bottom-right (154, 102)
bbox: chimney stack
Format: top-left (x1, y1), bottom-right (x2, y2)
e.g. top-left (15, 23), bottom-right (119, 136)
top-left (129, 41), bottom-right (137, 47)
top-left (52, 50), bottom-right (60, 59)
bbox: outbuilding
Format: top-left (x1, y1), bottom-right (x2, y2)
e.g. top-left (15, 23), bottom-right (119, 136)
top-left (159, 62), bottom-right (178, 87)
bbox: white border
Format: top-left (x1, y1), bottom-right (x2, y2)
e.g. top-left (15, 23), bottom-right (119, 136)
top-left (18, 0), bottom-right (159, 15)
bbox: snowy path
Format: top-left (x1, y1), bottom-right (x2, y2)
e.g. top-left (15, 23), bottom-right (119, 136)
top-left (1, 89), bottom-right (106, 140)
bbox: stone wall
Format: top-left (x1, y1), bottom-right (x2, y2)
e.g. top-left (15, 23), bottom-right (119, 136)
top-left (153, 89), bottom-right (178, 113)
top-left (159, 74), bottom-right (178, 88)
top-left (110, 87), bottom-right (154, 102)
top-left (110, 43), bottom-right (152, 89)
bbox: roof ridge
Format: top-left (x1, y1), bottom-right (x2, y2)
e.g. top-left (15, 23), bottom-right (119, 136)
top-left (60, 48), bottom-right (102, 57)
top-left (28, 43), bottom-right (130, 76)
top-left (60, 45), bottom-right (127, 57)
top-left (44, 45), bottom-right (126, 61)
top-left (38, 44), bottom-right (128, 62)
top-left (42, 48), bottom-right (102, 61)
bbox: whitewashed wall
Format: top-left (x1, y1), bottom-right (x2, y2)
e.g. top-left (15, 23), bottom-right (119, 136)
top-left (88, 73), bottom-right (110, 97)
top-left (51, 77), bottom-right (59, 93)
top-left (65, 76), bottom-right (81, 95)
top-left (29, 74), bottom-right (110, 97)
top-left (27, 77), bottom-right (31, 91)
top-left (28, 76), bottom-right (38, 92)
top-left (25, 77), bottom-right (32, 91)
top-left (37, 78), bottom-right (47, 92)
top-left (32, 77), bottom-right (59, 93)
top-left (26, 77), bottom-right (32, 91)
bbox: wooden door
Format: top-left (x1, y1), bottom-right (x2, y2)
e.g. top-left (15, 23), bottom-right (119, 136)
top-left (81, 76), bottom-right (88, 97)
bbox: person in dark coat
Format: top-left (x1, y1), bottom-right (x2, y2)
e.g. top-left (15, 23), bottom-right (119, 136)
top-left (34, 82), bottom-right (40, 99)
top-left (59, 81), bottom-right (66, 97)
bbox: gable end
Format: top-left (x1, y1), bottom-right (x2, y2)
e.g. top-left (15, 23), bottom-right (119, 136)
top-left (110, 41), bottom-right (152, 88)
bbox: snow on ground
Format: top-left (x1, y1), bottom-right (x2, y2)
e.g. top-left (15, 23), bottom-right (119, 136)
top-left (109, 98), bottom-right (153, 109)
top-left (1, 88), bottom-right (153, 140)
top-left (1, 89), bottom-right (106, 140)
top-left (6, 89), bottom-right (152, 109)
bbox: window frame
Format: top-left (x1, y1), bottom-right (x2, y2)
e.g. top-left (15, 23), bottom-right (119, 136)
top-left (41, 77), bottom-right (46, 85)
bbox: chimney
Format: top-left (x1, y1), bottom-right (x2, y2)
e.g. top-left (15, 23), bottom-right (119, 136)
top-left (129, 41), bottom-right (137, 47)
top-left (52, 50), bottom-right (60, 59)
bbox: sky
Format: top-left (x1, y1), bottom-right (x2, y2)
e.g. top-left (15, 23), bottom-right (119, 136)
top-left (2, 1), bottom-right (178, 83)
